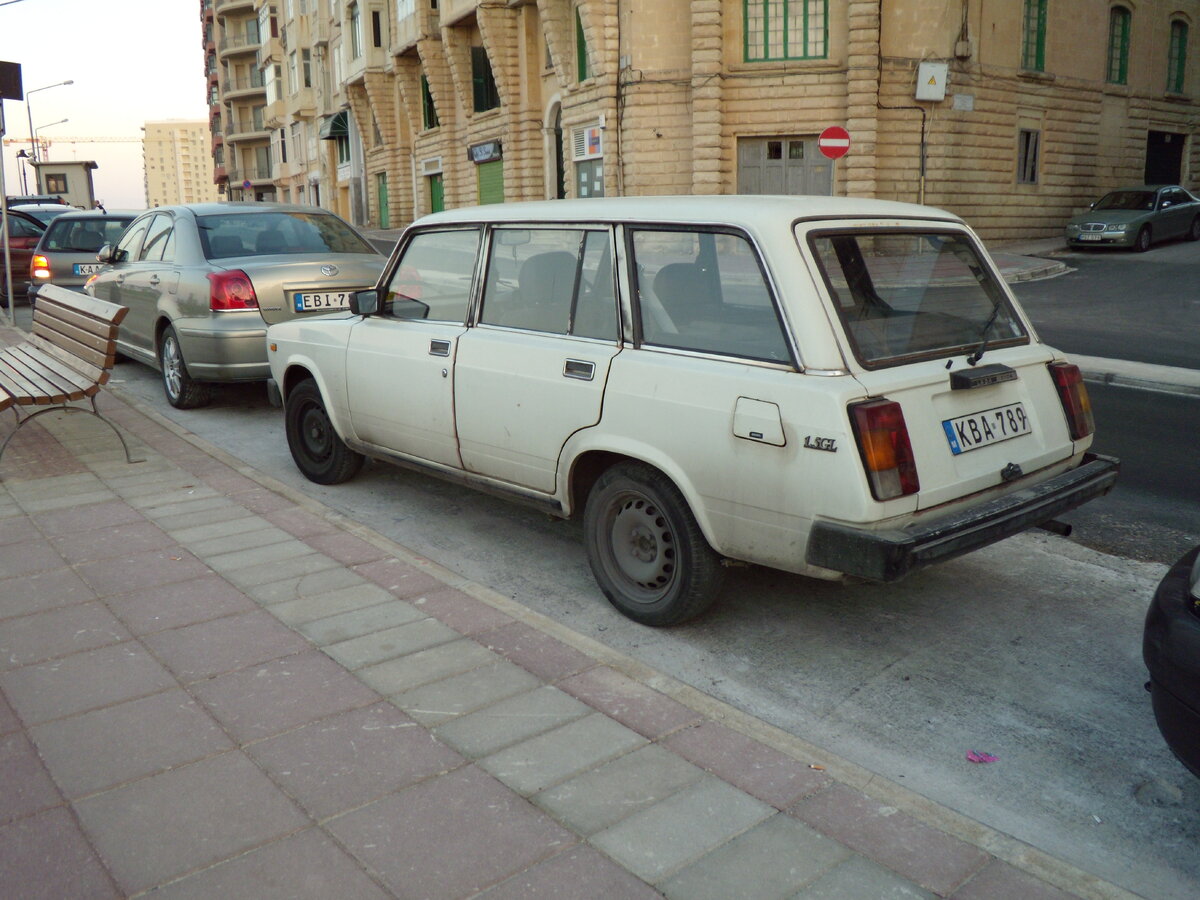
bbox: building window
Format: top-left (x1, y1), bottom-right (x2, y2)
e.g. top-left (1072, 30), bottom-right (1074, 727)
top-left (372, 9), bottom-right (384, 48)
top-left (45, 173), bottom-right (68, 193)
top-left (288, 51), bottom-right (299, 94)
top-left (349, 2), bottom-right (363, 59)
top-left (575, 7), bottom-right (589, 81)
top-left (744, 0), bottom-right (828, 62)
top-left (421, 74), bottom-right (439, 129)
top-left (471, 45), bottom-right (500, 112)
top-left (301, 49), bottom-right (312, 88)
top-left (336, 134), bottom-right (351, 165)
top-left (1017, 129), bottom-right (1040, 184)
top-left (1107, 6), bottom-right (1130, 84)
top-left (1168, 19), bottom-right (1188, 93)
top-left (1021, 0), bottom-right (1047, 71)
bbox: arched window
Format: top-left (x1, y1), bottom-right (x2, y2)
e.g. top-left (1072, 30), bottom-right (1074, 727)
top-left (1107, 6), bottom-right (1131, 84)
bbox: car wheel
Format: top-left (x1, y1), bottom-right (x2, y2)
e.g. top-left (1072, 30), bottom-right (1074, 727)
top-left (583, 462), bottom-right (725, 626)
top-left (158, 325), bottom-right (212, 409)
top-left (284, 378), bottom-right (364, 485)
top-left (1188, 217), bottom-right (1200, 242)
top-left (1133, 226), bottom-right (1152, 253)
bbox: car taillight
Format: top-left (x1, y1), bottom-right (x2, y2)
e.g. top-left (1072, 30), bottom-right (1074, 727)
top-left (850, 398), bottom-right (920, 501)
top-left (208, 269), bottom-right (259, 311)
top-left (31, 255), bottom-right (50, 280)
top-left (1048, 361), bottom-right (1094, 440)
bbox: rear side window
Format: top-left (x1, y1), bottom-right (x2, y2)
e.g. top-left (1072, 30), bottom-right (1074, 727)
top-left (809, 230), bottom-right (1028, 368)
top-left (139, 215), bottom-right (176, 262)
top-left (379, 228), bottom-right (480, 323)
top-left (116, 218), bottom-right (151, 261)
top-left (630, 229), bottom-right (791, 364)
top-left (480, 227), bottom-right (617, 340)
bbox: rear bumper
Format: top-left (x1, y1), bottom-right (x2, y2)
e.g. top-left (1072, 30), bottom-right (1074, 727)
top-left (806, 452), bottom-right (1120, 581)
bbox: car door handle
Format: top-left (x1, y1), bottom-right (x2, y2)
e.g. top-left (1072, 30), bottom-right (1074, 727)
top-left (429, 339), bottom-right (451, 357)
top-left (148, 275), bottom-right (160, 286)
top-left (114, 274), bottom-right (125, 284)
top-left (564, 359), bottom-right (596, 381)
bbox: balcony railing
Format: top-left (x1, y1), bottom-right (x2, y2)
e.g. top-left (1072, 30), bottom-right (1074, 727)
top-left (225, 165), bottom-right (273, 184)
top-left (219, 32), bottom-right (261, 55)
top-left (223, 73), bottom-right (266, 94)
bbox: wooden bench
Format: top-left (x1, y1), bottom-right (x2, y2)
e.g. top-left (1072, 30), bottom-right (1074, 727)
top-left (0, 283), bottom-right (142, 473)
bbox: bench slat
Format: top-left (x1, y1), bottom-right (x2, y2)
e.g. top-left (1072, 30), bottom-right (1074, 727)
top-left (31, 321), bottom-right (115, 369)
top-left (26, 334), bottom-right (109, 384)
top-left (3, 346), bottom-right (96, 394)
top-left (0, 358), bottom-right (62, 405)
top-left (34, 315), bottom-right (114, 359)
top-left (0, 355), bottom-right (76, 404)
top-left (33, 303), bottom-right (120, 342)
top-left (35, 285), bottom-right (128, 327)
top-left (0, 347), bottom-right (93, 401)
top-left (0, 384), bottom-right (12, 414)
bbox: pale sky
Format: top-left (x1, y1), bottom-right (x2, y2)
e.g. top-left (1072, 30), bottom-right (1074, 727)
top-left (0, 0), bottom-right (208, 208)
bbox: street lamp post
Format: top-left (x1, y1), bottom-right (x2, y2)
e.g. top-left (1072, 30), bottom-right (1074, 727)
top-left (14, 148), bottom-right (30, 194)
top-left (24, 78), bottom-right (72, 164)
top-left (31, 118), bottom-right (67, 192)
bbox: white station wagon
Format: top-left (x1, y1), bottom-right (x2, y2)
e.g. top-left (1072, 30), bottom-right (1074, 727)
top-left (266, 196), bottom-right (1118, 626)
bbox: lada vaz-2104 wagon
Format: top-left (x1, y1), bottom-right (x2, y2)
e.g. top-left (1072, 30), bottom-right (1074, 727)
top-left (266, 196), bottom-right (1118, 626)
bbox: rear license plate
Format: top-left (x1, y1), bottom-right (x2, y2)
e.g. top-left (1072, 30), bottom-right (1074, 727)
top-left (73, 263), bottom-right (102, 275)
top-left (942, 402), bottom-right (1031, 455)
top-left (1078, 234), bottom-right (1103, 242)
top-left (294, 291), bottom-right (351, 312)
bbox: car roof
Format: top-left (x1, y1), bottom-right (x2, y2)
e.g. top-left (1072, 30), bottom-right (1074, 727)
top-left (49, 209), bottom-right (141, 220)
top-left (146, 201), bottom-right (342, 217)
top-left (11, 203), bottom-right (76, 211)
top-left (414, 195), bottom-right (963, 230)
top-left (3, 209), bottom-right (45, 227)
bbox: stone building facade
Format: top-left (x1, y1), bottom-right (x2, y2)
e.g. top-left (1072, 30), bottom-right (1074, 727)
top-left (203, 0), bottom-right (1199, 241)
top-left (143, 121), bottom-right (221, 207)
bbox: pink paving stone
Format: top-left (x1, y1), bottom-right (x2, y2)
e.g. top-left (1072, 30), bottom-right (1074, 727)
top-left (32, 499), bottom-right (146, 536)
top-left (198, 470), bottom-right (266, 495)
top-left (0, 733), bottom-right (63, 825)
top-left (479, 621), bottom-right (597, 683)
top-left (264, 506), bottom-right (342, 539)
top-left (557, 666), bottom-right (701, 740)
top-left (0, 566), bottom-right (97, 620)
top-left (352, 557), bottom-right (447, 598)
top-left (305, 531), bottom-right (391, 566)
top-left (412, 586), bottom-right (517, 636)
top-left (0, 514), bottom-right (35, 547)
top-left (104, 574), bottom-right (257, 635)
top-left (228, 487), bottom-right (295, 515)
top-left (0, 425), bottom-right (87, 479)
top-left (0, 692), bottom-right (20, 736)
top-left (48, 520), bottom-right (176, 565)
top-left (477, 845), bottom-right (661, 900)
top-left (325, 765), bottom-right (576, 899)
top-left (74, 545), bottom-right (211, 597)
top-left (0, 602), bottom-right (130, 672)
top-left (0, 537), bottom-right (68, 580)
top-left (790, 783), bottom-right (990, 896)
top-left (663, 720), bottom-right (831, 809)
top-left (0, 807), bottom-right (118, 900)
top-left (951, 859), bottom-right (1081, 900)
top-left (190, 649), bottom-right (381, 743)
top-left (142, 609), bottom-right (312, 683)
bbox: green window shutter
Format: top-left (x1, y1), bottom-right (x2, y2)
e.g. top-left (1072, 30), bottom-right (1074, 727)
top-left (421, 74), bottom-right (439, 129)
top-left (477, 160), bottom-right (504, 205)
top-left (575, 8), bottom-right (588, 81)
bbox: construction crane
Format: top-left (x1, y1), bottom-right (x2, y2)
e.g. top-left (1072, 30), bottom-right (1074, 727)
top-left (2, 136), bottom-right (142, 144)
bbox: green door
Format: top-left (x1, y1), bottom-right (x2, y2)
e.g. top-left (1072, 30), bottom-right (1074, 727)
top-left (375, 173), bottom-right (390, 228)
top-left (429, 173), bottom-right (444, 213)
top-left (477, 160), bottom-right (504, 205)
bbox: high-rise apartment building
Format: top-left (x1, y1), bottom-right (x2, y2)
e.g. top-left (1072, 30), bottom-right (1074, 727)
top-left (143, 120), bottom-right (222, 207)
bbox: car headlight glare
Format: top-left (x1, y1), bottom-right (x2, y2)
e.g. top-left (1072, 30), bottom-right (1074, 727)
top-left (1104, 224), bottom-right (1128, 233)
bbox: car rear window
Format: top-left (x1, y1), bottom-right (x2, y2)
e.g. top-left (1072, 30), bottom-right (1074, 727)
top-left (197, 211), bottom-right (375, 259)
top-left (809, 230), bottom-right (1028, 368)
top-left (43, 217), bottom-right (134, 252)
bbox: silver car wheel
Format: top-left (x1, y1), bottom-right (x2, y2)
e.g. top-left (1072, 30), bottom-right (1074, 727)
top-left (162, 332), bottom-right (183, 400)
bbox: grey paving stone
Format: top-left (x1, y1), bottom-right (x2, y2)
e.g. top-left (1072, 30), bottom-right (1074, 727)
top-left (325, 765), bottom-right (575, 899)
top-left (392, 657), bottom-right (542, 727)
top-left (146, 828), bottom-right (390, 900)
top-left (267, 581), bottom-right (393, 625)
top-left (0, 807), bottom-right (118, 900)
top-left (221, 551), bottom-right (342, 589)
top-left (183, 524), bottom-right (297, 558)
top-left (74, 546), bottom-right (211, 597)
top-left (202, 538), bottom-right (317, 574)
top-left (480, 713), bottom-right (648, 796)
top-left (533, 744), bottom-right (705, 836)
top-left (661, 814), bottom-right (852, 900)
top-left (46, 519), bottom-right (176, 565)
top-left (305, 531), bottom-right (391, 566)
top-left (245, 702), bottom-right (463, 819)
top-left (324, 617), bottom-right (460, 670)
top-left (6, 474), bottom-right (114, 512)
top-left (150, 499), bottom-right (258, 532)
top-left (433, 685), bottom-right (593, 759)
top-left (247, 566), bottom-right (367, 606)
top-left (476, 845), bottom-right (661, 900)
top-left (143, 610), bottom-right (312, 683)
top-left (166, 514), bottom-right (270, 546)
top-left (0, 602), bottom-right (130, 672)
top-left (356, 638), bottom-right (497, 697)
top-left (263, 506), bottom-right (342, 539)
top-left (0, 733), bottom-right (62, 825)
top-left (0, 566), bottom-right (96, 620)
top-left (125, 485), bottom-right (222, 511)
top-left (111, 472), bottom-right (209, 499)
top-left (298, 598), bottom-right (427, 645)
top-left (30, 498), bottom-right (144, 536)
top-left (590, 777), bottom-right (774, 883)
top-left (792, 854), bottom-right (933, 899)
top-left (0, 643), bottom-right (176, 726)
top-left (74, 752), bottom-right (309, 896)
top-left (29, 688), bottom-right (233, 799)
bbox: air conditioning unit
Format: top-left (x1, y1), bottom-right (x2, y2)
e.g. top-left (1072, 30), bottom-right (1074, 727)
top-left (420, 156), bottom-right (443, 176)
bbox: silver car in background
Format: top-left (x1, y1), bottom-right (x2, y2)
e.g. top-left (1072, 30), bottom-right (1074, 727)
top-left (29, 210), bottom-right (139, 305)
top-left (86, 202), bottom-right (386, 408)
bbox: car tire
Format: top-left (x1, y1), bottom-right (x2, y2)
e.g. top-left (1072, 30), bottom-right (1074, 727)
top-left (1188, 217), bottom-right (1200, 242)
top-left (284, 378), bottom-right (364, 485)
top-left (583, 461), bottom-right (725, 626)
top-left (1133, 226), bottom-right (1152, 253)
top-left (158, 325), bottom-right (212, 409)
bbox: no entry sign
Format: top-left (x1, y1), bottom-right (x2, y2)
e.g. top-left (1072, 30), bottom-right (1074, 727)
top-left (818, 126), bottom-right (851, 160)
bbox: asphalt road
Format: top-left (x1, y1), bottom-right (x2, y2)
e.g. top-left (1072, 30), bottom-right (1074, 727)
top-left (6, 239), bottom-right (1199, 899)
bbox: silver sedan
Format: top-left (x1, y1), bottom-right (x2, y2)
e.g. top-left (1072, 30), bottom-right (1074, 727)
top-left (86, 202), bottom-right (386, 408)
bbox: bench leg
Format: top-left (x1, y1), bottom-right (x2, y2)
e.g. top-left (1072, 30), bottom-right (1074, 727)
top-left (0, 400), bottom-right (145, 475)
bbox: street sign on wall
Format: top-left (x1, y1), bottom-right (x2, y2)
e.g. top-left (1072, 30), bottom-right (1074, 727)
top-left (817, 126), bottom-right (850, 160)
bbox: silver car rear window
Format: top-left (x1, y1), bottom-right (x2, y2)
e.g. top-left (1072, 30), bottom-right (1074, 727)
top-left (197, 211), bottom-right (374, 259)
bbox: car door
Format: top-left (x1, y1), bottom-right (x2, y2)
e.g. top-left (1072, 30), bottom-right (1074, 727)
top-left (453, 226), bottom-right (622, 493)
top-left (344, 227), bottom-right (480, 468)
top-left (113, 213), bottom-right (179, 358)
top-left (91, 215), bottom-right (153, 360)
top-left (1160, 188), bottom-right (1193, 239)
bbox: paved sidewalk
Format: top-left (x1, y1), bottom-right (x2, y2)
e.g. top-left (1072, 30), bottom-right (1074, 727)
top-left (0, 377), bottom-right (1134, 898)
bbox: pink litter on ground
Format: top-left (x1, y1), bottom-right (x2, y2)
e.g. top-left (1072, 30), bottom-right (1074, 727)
top-left (966, 750), bottom-right (999, 763)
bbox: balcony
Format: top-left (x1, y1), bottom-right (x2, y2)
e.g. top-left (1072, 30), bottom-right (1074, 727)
top-left (225, 118), bottom-right (270, 142)
top-left (223, 73), bottom-right (266, 99)
top-left (214, 0), bottom-right (254, 13)
top-left (218, 31), bottom-right (261, 58)
top-left (225, 165), bottom-right (274, 186)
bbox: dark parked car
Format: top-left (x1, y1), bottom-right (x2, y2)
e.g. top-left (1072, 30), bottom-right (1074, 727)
top-left (10, 202), bottom-right (77, 226)
top-left (1144, 545), bottom-right (1200, 778)
top-left (29, 210), bottom-right (139, 304)
top-left (1, 209), bottom-right (47, 308)
top-left (1065, 185), bottom-right (1200, 251)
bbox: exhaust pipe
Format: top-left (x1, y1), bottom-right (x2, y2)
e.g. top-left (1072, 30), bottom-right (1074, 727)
top-left (1037, 519), bottom-right (1073, 537)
